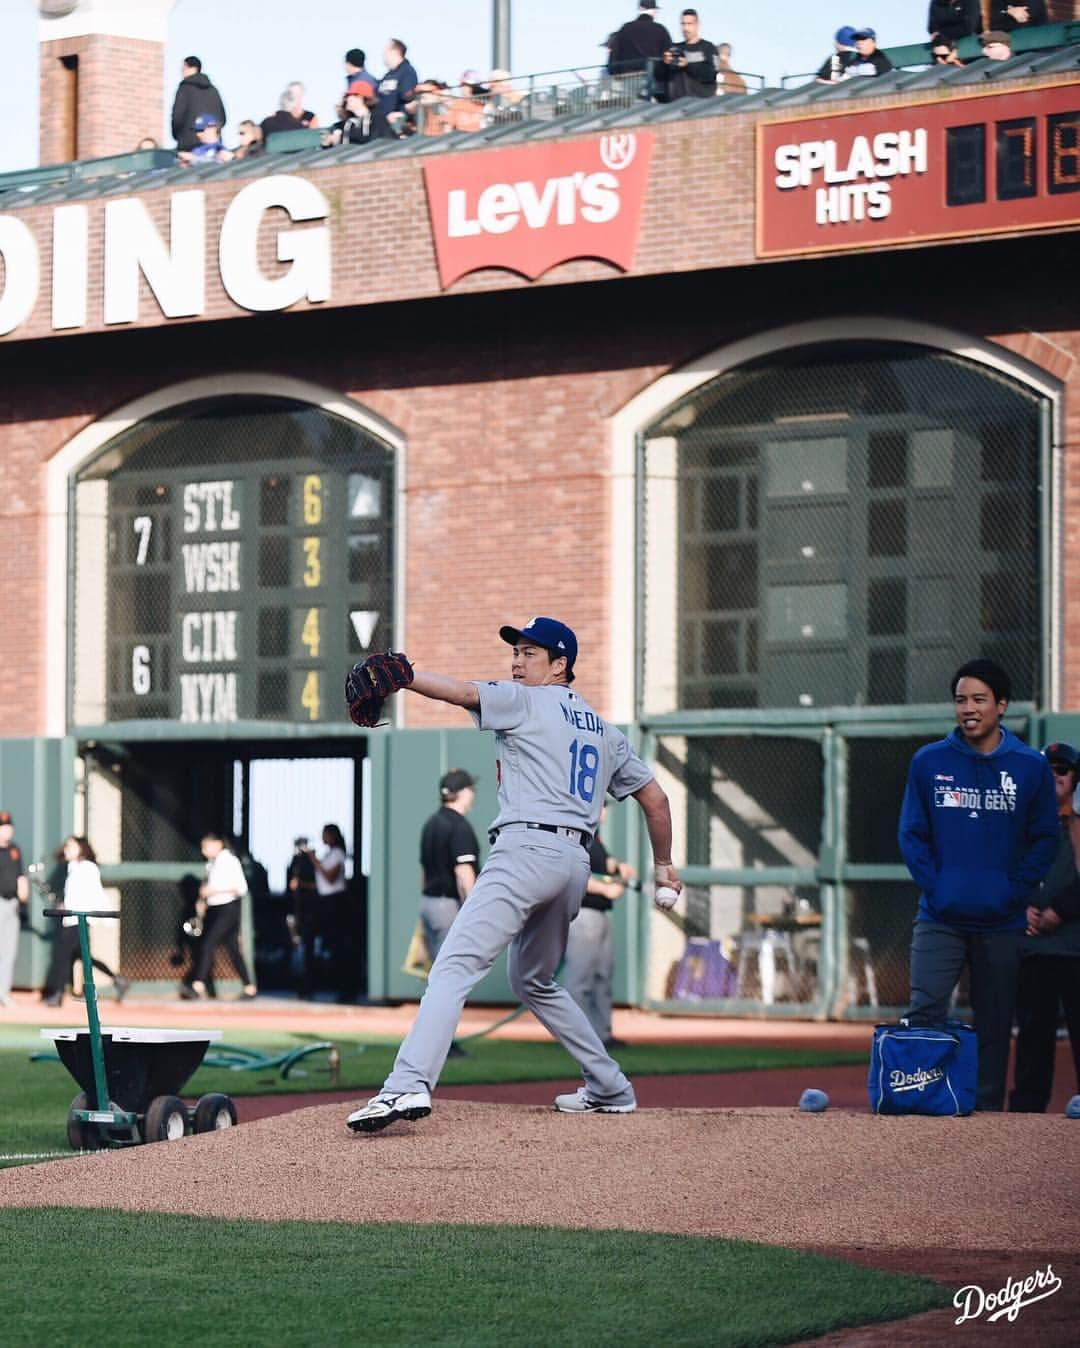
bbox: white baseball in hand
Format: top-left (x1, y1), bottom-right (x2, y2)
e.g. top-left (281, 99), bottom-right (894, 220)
top-left (655, 886), bottom-right (679, 911)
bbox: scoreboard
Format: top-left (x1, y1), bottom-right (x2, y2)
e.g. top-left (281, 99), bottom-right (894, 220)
top-left (95, 401), bottom-right (395, 726)
top-left (757, 82), bottom-right (1080, 258)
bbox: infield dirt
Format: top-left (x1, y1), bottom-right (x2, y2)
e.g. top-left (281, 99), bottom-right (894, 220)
top-left (2, 1102), bottom-right (1078, 1344)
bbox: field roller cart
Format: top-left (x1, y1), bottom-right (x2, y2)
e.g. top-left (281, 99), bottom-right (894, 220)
top-left (40, 908), bottom-right (236, 1148)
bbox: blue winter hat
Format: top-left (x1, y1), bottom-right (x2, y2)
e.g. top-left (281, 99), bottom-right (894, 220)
top-left (193, 113), bottom-right (221, 131)
top-left (499, 616), bottom-right (578, 670)
top-left (835, 25), bottom-right (858, 45)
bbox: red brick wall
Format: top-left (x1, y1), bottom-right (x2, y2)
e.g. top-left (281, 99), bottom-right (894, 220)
top-left (0, 229), bottom-right (1075, 735)
top-left (40, 35), bottom-right (165, 164)
top-left (6, 70), bottom-right (1076, 346)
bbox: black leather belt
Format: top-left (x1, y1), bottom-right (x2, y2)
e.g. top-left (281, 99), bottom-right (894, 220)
top-left (489, 822), bottom-right (591, 851)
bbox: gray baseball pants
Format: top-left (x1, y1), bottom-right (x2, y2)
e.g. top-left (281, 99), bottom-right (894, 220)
top-left (384, 827), bottom-right (635, 1105)
top-left (564, 907), bottom-right (615, 1043)
top-left (0, 897), bottom-right (21, 1001)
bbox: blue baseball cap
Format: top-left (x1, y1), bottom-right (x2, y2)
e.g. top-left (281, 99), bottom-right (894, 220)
top-left (835, 25), bottom-right (858, 45)
top-left (193, 113), bottom-right (221, 130)
top-left (499, 617), bottom-right (578, 670)
top-left (852, 27), bottom-right (876, 40)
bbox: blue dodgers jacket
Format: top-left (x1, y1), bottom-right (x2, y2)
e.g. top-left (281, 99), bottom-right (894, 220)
top-left (898, 727), bottom-right (1059, 932)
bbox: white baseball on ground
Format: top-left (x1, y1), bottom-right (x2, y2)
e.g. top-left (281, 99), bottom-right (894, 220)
top-left (655, 886), bottom-right (679, 910)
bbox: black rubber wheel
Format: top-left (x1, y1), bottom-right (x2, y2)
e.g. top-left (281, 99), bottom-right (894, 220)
top-left (66, 1091), bottom-right (95, 1151)
top-left (193, 1093), bottom-right (237, 1134)
top-left (142, 1094), bottom-right (188, 1143)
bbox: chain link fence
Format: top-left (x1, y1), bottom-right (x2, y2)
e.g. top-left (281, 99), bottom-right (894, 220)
top-left (641, 341), bottom-right (1044, 717)
top-left (651, 733), bottom-right (828, 1010)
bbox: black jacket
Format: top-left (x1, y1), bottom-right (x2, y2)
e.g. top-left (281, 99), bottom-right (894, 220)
top-left (607, 14), bottom-right (673, 74)
top-left (171, 73), bottom-right (227, 150)
top-left (927, 0), bottom-right (981, 40)
top-left (657, 39), bottom-right (719, 99)
top-left (992, 0), bottom-right (1048, 30)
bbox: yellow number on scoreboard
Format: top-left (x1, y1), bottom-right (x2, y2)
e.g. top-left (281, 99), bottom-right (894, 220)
top-left (300, 670), bottom-right (320, 721)
top-left (301, 606), bottom-right (321, 656)
top-left (302, 537), bottom-right (321, 587)
top-left (303, 474), bottom-right (323, 525)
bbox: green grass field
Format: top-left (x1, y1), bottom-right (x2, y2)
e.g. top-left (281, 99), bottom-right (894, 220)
top-left (2, 1208), bottom-right (949, 1347)
top-left (0, 1027), bottom-right (864, 1165)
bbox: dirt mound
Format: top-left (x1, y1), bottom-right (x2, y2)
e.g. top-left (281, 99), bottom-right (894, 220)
top-left (1, 1102), bottom-right (1076, 1255)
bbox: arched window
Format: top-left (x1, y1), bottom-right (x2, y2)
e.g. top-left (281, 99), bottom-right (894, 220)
top-left (71, 396), bottom-right (397, 727)
top-left (640, 341), bottom-right (1047, 714)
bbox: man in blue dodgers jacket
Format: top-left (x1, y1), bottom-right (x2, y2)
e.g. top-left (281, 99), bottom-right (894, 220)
top-left (899, 658), bottom-right (1058, 1110)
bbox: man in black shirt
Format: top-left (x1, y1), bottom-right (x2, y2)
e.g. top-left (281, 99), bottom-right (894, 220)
top-left (420, 770), bottom-right (480, 960)
top-left (659, 8), bottom-right (718, 100)
top-left (0, 809), bottom-right (28, 1007)
top-left (849, 29), bottom-right (894, 78)
top-left (419, 771), bottom-right (480, 1057)
top-left (563, 811), bottom-right (636, 1048)
top-left (607, 1), bottom-right (673, 78)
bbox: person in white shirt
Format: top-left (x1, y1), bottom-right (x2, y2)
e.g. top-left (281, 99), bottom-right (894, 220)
top-left (189, 832), bottom-right (256, 999)
top-left (41, 836), bottom-right (129, 1006)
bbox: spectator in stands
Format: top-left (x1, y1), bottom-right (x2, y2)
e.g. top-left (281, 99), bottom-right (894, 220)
top-left (343, 48), bottom-right (378, 111)
top-left (322, 89), bottom-right (380, 146)
top-left (233, 120), bottom-right (263, 158)
top-left (849, 28), bottom-right (894, 77)
top-left (816, 25), bottom-right (859, 83)
top-left (445, 72), bottom-right (489, 133)
top-left (979, 29), bottom-right (1014, 59)
top-left (285, 81), bottom-right (318, 128)
top-left (716, 42), bottom-right (747, 94)
top-left (414, 80), bottom-right (454, 136)
top-left (930, 34), bottom-right (966, 66)
top-left (171, 55), bottom-right (227, 152)
top-left (486, 68), bottom-right (526, 122)
top-left (927, 0), bottom-right (981, 41)
top-left (136, 136), bottom-right (159, 150)
top-left (177, 114), bottom-right (233, 165)
top-left (260, 90), bottom-right (303, 145)
top-left (607, 0), bottom-right (673, 91)
top-left (659, 8), bottom-right (719, 100)
top-left (992, 1), bottom-right (1048, 31)
top-left (378, 39), bottom-right (419, 135)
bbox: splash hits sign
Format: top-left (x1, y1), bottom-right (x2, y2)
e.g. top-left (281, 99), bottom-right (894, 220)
top-left (757, 83), bottom-right (1080, 257)
top-left (423, 132), bottom-right (654, 287)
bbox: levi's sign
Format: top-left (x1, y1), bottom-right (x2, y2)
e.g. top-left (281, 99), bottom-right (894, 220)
top-left (423, 133), bottom-right (654, 287)
top-left (757, 83), bottom-right (1080, 258)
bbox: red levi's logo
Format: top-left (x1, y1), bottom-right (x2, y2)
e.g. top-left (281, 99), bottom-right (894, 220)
top-left (423, 132), bottom-right (654, 288)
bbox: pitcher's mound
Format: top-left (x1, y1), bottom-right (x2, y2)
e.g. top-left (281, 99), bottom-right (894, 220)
top-left (1, 1102), bottom-right (1076, 1255)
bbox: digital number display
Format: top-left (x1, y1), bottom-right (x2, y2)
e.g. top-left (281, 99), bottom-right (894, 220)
top-left (105, 462), bottom-right (393, 725)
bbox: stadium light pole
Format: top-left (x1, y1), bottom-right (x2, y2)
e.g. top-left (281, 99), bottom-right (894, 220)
top-left (493, 0), bottom-right (511, 72)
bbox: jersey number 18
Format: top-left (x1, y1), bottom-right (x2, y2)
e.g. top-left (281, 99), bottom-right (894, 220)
top-left (568, 739), bottom-right (600, 803)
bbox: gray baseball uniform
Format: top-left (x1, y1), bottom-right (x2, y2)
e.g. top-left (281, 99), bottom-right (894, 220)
top-left (382, 680), bottom-right (653, 1104)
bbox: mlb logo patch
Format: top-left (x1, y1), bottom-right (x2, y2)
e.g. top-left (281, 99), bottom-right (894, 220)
top-left (935, 787), bottom-right (962, 808)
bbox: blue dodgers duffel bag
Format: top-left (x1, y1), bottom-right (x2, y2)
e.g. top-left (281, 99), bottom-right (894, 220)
top-left (868, 1020), bottom-right (977, 1116)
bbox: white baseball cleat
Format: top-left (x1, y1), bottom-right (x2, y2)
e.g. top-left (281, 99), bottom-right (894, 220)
top-left (346, 1090), bottom-right (432, 1133)
top-left (554, 1086), bottom-right (637, 1114)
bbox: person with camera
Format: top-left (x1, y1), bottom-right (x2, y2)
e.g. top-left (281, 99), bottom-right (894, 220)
top-left (657, 8), bottom-right (719, 100)
top-left (188, 832), bottom-right (256, 1000)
